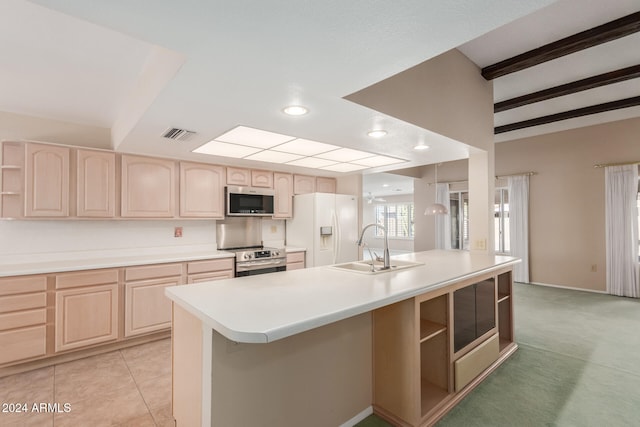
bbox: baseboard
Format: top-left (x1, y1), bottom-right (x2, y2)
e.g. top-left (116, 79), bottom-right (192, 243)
top-left (340, 406), bottom-right (373, 427)
top-left (524, 281), bottom-right (607, 294)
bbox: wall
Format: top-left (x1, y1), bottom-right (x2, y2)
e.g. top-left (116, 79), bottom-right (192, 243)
top-left (412, 117), bottom-right (640, 292)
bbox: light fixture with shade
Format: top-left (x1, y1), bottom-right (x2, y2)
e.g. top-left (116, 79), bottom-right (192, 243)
top-left (424, 163), bottom-right (449, 215)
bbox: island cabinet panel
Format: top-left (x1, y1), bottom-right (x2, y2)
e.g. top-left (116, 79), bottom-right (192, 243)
top-left (0, 275), bottom-right (48, 365)
top-left (186, 258), bottom-right (234, 283)
top-left (55, 269), bottom-right (119, 352)
top-left (226, 167), bottom-right (251, 186)
top-left (124, 263), bottom-right (183, 337)
top-left (121, 155), bottom-right (176, 218)
top-left (179, 162), bottom-right (224, 218)
top-left (273, 172), bottom-right (293, 219)
top-left (293, 174), bottom-right (315, 194)
top-left (76, 149), bottom-right (116, 218)
top-left (315, 177), bottom-right (336, 193)
top-left (24, 143), bottom-right (70, 217)
top-left (373, 267), bottom-right (516, 427)
top-left (251, 170), bottom-right (273, 188)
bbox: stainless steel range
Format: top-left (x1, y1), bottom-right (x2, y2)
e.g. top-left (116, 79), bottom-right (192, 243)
top-left (216, 217), bottom-right (286, 277)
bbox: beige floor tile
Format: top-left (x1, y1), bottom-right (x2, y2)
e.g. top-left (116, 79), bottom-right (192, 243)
top-left (0, 409), bottom-right (53, 427)
top-left (54, 350), bottom-right (137, 405)
top-left (121, 338), bottom-right (171, 384)
top-left (150, 402), bottom-right (175, 427)
top-left (116, 412), bottom-right (157, 427)
top-left (53, 384), bottom-right (149, 427)
top-left (137, 373), bottom-right (172, 410)
top-left (0, 366), bottom-right (54, 402)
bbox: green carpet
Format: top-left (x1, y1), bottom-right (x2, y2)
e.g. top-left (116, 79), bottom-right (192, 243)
top-left (357, 283), bottom-right (640, 427)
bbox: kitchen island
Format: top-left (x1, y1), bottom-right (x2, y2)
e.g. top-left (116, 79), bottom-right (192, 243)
top-left (165, 250), bottom-right (519, 427)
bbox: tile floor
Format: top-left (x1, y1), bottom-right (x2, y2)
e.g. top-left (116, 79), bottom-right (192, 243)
top-left (0, 338), bottom-right (173, 427)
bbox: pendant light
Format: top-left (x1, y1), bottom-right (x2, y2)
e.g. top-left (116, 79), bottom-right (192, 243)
top-left (424, 163), bottom-right (449, 215)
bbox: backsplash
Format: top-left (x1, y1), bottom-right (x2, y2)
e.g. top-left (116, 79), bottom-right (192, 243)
top-left (0, 218), bottom-right (287, 264)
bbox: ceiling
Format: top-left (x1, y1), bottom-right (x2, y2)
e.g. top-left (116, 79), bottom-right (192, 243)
top-left (1, 0), bottom-right (639, 181)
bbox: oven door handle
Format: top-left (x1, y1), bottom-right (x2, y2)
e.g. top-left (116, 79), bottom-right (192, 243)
top-left (236, 258), bottom-right (287, 271)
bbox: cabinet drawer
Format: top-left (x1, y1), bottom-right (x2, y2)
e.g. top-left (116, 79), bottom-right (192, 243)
top-left (187, 271), bottom-right (234, 284)
top-left (0, 325), bottom-right (47, 365)
top-left (0, 276), bottom-right (47, 296)
top-left (286, 261), bottom-right (305, 271)
top-left (454, 333), bottom-right (499, 391)
top-left (0, 308), bottom-right (47, 330)
top-left (187, 258), bottom-right (234, 275)
top-left (0, 293), bottom-right (47, 314)
top-left (56, 269), bottom-right (119, 289)
top-left (125, 263), bottom-right (183, 281)
top-left (286, 252), bottom-right (305, 264)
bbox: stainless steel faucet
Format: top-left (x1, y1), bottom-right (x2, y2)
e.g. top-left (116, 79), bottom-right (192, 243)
top-left (356, 223), bottom-right (390, 270)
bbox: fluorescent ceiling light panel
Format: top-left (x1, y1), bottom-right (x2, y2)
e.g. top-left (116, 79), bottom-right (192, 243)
top-left (272, 138), bottom-right (339, 156)
top-left (321, 163), bottom-right (369, 173)
top-left (215, 125), bottom-right (295, 148)
top-left (352, 155), bottom-right (406, 167)
top-left (286, 157), bottom-right (338, 168)
top-left (244, 150), bottom-right (303, 164)
top-left (316, 148), bottom-right (374, 162)
top-left (193, 141), bottom-right (262, 158)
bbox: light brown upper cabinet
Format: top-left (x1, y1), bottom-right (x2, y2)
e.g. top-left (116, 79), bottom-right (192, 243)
top-left (179, 162), bottom-right (224, 219)
top-left (273, 172), bottom-right (293, 219)
top-left (25, 143), bottom-right (70, 217)
top-left (316, 177), bottom-right (336, 193)
top-left (226, 167), bottom-right (251, 186)
top-left (293, 174), bottom-right (316, 194)
top-left (121, 155), bottom-right (176, 218)
top-left (251, 170), bottom-right (273, 188)
top-left (76, 149), bottom-right (116, 218)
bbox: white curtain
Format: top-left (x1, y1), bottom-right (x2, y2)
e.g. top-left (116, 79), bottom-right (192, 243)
top-left (605, 165), bottom-right (639, 298)
top-left (508, 175), bottom-right (529, 283)
top-left (435, 183), bottom-right (451, 250)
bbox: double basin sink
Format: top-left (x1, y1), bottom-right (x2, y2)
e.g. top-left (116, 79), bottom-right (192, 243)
top-left (330, 259), bottom-right (424, 275)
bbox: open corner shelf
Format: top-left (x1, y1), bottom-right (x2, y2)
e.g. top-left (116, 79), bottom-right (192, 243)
top-left (420, 319), bottom-right (447, 343)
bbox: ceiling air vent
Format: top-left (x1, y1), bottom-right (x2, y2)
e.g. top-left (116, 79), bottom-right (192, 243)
top-left (162, 127), bottom-right (196, 141)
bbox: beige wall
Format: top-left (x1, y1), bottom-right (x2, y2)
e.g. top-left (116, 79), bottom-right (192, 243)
top-left (0, 111), bottom-right (111, 149)
top-left (410, 117), bottom-right (640, 292)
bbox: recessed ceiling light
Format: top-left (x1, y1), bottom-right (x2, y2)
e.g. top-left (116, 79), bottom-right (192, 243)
top-left (382, 184), bottom-right (389, 188)
top-left (367, 130), bottom-right (387, 138)
top-left (414, 143), bottom-right (430, 150)
top-left (283, 105), bottom-right (308, 116)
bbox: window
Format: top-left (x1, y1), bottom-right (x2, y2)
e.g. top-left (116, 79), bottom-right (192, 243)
top-left (374, 203), bottom-right (414, 238)
top-left (449, 191), bottom-right (469, 250)
top-left (495, 188), bottom-right (510, 254)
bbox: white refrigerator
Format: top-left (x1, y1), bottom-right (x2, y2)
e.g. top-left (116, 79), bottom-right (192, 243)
top-left (286, 193), bottom-right (359, 267)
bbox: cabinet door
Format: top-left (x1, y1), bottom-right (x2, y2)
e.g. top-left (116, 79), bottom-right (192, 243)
top-left (121, 155), bottom-right (176, 218)
top-left (25, 143), bottom-right (69, 217)
top-left (55, 283), bottom-right (118, 352)
top-left (251, 170), bottom-right (273, 188)
top-left (316, 177), bottom-right (336, 193)
top-left (226, 167), bottom-right (251, 186)
top-left (293, 174), bottom-right (316, 194)
top-left (180, 162), bottom-right (224, 218)
top-left (125, 278), bottom-right (179, 337)
top-left (77, 150), bottom-right (116, 217)
top-left (273, 172), bottom-right (293, 218)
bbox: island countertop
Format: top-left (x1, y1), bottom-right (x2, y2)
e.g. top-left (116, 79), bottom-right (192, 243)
top-left (165, 250), bottom-right (519, 344)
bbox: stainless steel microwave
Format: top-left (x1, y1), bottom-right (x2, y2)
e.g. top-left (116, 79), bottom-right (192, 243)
top-left (226, 186), bottom-right (275, 216)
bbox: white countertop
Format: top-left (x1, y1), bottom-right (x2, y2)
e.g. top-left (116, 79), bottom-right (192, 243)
top-left (165, 250), bottom-right (519, 344)
top-left (0, 250), bottom-right (235, 277)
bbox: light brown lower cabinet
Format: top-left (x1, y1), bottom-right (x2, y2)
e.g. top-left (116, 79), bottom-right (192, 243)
top-left (286, 251), bottom-right (305, 271)
top-left (372, 268), bottom-right (516, 426)
top-left (0, 275), bottom-right (48, 365)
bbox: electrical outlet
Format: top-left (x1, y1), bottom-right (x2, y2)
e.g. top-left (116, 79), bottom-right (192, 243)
top-left (174, 227), bottom-right (183, 238)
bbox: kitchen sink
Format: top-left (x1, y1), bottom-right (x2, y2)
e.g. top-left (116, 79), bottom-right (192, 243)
top-left (329, 259), bottom-right (424, 275)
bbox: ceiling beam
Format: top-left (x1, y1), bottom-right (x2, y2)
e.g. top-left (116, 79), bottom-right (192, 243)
top-left (494, 65), bottom-right (640, 112)
top-left (494, 96), bottom-right (640, 134)
top-left (482, 11), bottom-right (640, 80)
